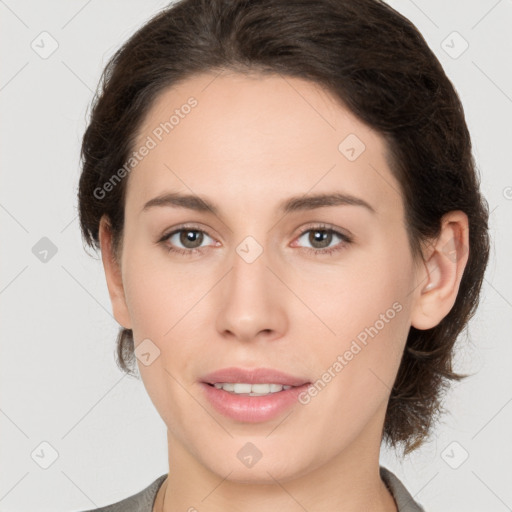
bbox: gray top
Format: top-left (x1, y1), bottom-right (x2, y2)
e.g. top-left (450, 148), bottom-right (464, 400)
top-left (78, 466), bottom-right (425, 511)
top-left (380, 466), bottom-right (426, 512)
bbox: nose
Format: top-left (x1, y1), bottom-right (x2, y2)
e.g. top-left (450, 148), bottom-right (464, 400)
top-left (215, 242), bottom-right (288, 343)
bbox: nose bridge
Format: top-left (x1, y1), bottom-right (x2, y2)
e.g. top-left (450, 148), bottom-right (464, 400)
top-left (227, 214), bottom-right (273, 288)
top-left (215, 232), bottom-right (287, 339)
top-left (229, 234), bottom-right (274, 305)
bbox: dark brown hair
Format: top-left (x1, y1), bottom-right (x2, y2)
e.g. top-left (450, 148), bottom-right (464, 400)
top-left (78, 0), bottom-right (490, 456)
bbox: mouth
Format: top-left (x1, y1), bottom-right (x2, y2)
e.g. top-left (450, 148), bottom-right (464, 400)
top-left (199, 367), bottom-right (311, 422)
top-left (200, 366), bottom-right (310, 388)
top-left (204, 381), bottom-right (302, 396)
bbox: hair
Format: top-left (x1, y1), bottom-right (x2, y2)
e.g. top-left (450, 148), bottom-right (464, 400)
top-left (78, 0), bottom-right (490, 456)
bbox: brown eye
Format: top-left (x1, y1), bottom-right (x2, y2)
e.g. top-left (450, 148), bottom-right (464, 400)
top-left (293, 225), bottom-right (352, 256)
top-left (179, 229), bottom-right (204, 249)
top-left (160, 227), bottom-right (216, 255)
top-left (308, 229), bottom-right (333, 249)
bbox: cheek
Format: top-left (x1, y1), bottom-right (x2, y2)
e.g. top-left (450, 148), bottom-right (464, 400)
top-left (121, 244), bottom-right (200, 339)
top-left (310, 285), bottom-right (408, 395)
top-left (296, 283), bottom-right (411, 446)
top-left (122, 253), bottom-right (204, 424)
top-left (123, 272), bottom-right (172, 339)
top-left (301, 246), bottom-right (414, 398)
top-left (121, 246), bottom-right (211, 389)
top-left (296, 248), bottom-right (412, 341)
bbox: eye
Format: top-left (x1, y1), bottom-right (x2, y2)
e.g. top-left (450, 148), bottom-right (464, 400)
top-left (159, 225), bottom-right (217, 256)
top-left (293, 225), bottom-right (352, 256)
top-left (158, 223), bottom-right (352, 257)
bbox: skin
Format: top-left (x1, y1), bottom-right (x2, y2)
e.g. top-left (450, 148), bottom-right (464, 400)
top-left (98, 71), bottom-right (469, 512)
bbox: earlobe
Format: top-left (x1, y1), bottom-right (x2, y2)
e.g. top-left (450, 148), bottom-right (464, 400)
top-left (411, 211), bottom-right (469, 330)
top-left (98, 215), bottom-right (132, 329)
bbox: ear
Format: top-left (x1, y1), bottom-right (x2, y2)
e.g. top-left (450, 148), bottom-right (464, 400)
top-left (98, 215), bottom-right (132, 329)
top-left (410, 210), bottom-right (469, 330)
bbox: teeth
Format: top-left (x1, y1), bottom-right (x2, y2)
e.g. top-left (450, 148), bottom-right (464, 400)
top-left (212, 382), bottom-right (292, 395)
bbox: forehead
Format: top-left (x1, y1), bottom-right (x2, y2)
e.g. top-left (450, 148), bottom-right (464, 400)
top-left (128, 71), bottom-right (401, 216)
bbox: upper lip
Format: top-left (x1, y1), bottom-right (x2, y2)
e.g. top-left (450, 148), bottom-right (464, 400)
top-left (201, 367), bottom-right (310, 387)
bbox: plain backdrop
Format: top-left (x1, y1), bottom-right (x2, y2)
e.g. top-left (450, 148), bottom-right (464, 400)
top-left (1, 1), bottom-right (511, 511)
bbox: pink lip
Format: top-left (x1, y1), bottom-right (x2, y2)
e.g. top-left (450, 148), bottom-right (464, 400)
top-left (200, 382), bottom-right (311, 423)
top-left (200, 367), bottom-right (310, 386)
top-left (199, 367), bottom-right (311, 423)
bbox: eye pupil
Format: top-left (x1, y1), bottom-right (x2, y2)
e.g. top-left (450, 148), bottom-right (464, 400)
top-left (180, 230), bottom-right (203, 248)
top-left (310, 230), bottom-right (332, 248)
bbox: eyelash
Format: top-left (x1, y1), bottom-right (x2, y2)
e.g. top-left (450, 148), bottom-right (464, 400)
top-left (158, 223), bottom-right (353, 257)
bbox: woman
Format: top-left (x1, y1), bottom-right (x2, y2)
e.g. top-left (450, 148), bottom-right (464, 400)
top-left (76, 0), bottom-right (490, 510)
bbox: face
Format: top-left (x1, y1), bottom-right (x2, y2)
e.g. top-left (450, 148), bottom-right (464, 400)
top-left (103, 71), bottom-right (426, 483)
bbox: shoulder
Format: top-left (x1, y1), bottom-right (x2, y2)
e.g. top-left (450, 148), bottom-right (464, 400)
top-left (75, 474), bottom-right (167, 512)
top-left (380, 466), bottom-right (427, 512)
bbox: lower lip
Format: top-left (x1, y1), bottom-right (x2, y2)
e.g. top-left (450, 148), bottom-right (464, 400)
top-left (200, 382), bottom-right (310, 423)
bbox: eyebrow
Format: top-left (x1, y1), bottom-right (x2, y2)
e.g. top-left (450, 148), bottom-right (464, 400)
top-left (141, 191), bottom-right (376, 216)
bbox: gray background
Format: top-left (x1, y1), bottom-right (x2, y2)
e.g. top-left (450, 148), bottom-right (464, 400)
top-left (1, 1), bottom-right (511, 510)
